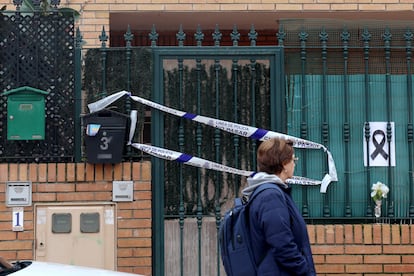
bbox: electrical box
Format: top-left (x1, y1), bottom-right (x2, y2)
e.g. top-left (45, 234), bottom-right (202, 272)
top-left (112, 181), bottom-right (133, 202)
top-left (2, 86), bottom-right (49, 140)
top-left (6, 181), bottom-right (32, 206)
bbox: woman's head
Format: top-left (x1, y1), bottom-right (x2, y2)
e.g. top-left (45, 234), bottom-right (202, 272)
top-left (257, 138), bottom-right (296, 179)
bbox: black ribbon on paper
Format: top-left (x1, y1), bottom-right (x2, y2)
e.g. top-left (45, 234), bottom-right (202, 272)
top-left (371, 129), bottom-right (389, 160)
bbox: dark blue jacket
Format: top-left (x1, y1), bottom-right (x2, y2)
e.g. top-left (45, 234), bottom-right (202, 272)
top-left (247, 183), bottom-right (316, 275)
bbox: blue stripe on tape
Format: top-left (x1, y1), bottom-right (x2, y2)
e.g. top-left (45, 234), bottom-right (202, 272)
top-left (183, 113), bottom-right (197, 120)
top-left (177, 153), bottom-right (193, 163)
top-left (251, 128), bottom-right (268, 140)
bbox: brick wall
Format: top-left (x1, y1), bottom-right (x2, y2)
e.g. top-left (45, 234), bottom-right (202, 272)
top-left (0, 162), bottom-right (152, 276)
top-left (308, 224), bottom-right (414, 275)
top-left (1, 0), bottom-right (414, 47)
top-left (1, 163), bottom-right (414, 274)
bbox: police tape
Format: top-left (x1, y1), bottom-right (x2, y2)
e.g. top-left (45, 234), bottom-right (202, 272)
top-left (129, 142), bottom-right (323, 186)
top-left (88, 90), bottom-right (338, 192)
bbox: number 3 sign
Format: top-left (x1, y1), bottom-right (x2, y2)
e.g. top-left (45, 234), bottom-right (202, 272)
top-left (363, 122), bottom-right (395, 167)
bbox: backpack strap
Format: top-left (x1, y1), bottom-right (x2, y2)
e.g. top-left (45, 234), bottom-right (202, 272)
top-left (243, 182), bottom-right (283, 269)
top-left (246, 183), bottom-right (281, 205)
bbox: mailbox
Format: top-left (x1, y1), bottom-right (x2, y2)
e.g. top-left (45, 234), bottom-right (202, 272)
top-left (82, 109), bottom-right (128, 164)
top-left (2, 86), bottom-right (49, 140)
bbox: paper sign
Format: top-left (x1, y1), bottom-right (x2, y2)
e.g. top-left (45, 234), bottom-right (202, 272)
top-left (363, 122), bottom-right (395, 167)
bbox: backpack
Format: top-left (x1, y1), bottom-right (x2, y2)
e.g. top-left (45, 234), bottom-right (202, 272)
top-left (219, 183), bottom-right (279, 276)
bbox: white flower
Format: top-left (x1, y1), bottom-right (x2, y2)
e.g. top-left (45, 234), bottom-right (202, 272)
top-left (371, 181), bottom-right (389, 202)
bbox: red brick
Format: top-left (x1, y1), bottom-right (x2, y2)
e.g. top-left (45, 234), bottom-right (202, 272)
top-left (57, 163), bottom-right (66, 182)
top-left (335, 225), bottom-right (345, 244)
top-left (410, 224), bottom-right (414, 243)
top-left (326, 254), bottom-right (363, 264)
top-left (16, 250), bottom-right (33, 260)
top-left (118, 257), bottom-right (151, 266)
top-left (345, 245), bottom-right (382, 254)
top-left (56, 192), bottom-right (95, 201)
top-left (117, 248), bottom-right (134, 257)
top-left (8, 164), bottom-right (18, 181)
top-left (383, 245), bottom-right (414, 254)
top-left (29, 163), bottom-right (38, 182)
top-left (118, 238), bottom-right (151, 247)
top-left (344, 224), bottom-right (353, 243)
top-left (384, 264), bottom-right (414, 273)
top-left (85, 163), bottom-right (95, 181)
top-left (118, 229), bottom-right (134, 238)
top-left (401, 224), bottom-right (410, 244)
top-left (354, 224), bottom-right (363, 244)
top-left (0, 231), bottom-right (18, 241)
top-left (118, 218), bottom-right (151, 229)
top-left (365, 254), bottom-right (400, 264)
top-left (141, 161), bottom-right (151, 181)
top-left (316, 225), bottom-right (325, 244)
top-left (391, 224), bottom-right (401, 244)
top-left (47, 163), bottom-right (57, 182)
top-left (76, 163), bottom-right (86, 181)
top-left (315, 264), bottom-right (345, 273)
top-left (36, 183), bottom-right (75, 192)
top-left (66, 163), bottom-right (76, 182)
top-left (326, 225), bottom-right (335, 244)
top-left (132, 162), bottom-right (142, 180)
top-left (38, 164), bottom-right (47, 182)
top-left (363, 224), bottom-right (373, 244)
top-left (0, 240), bottom-right (33, 250)
top-left (134, 190), bottom-right (151, 200)
top-left (95, 164), bottom-right (104, 181)
top-left (346, 264), bottom-right (382, 273)
top-left (76, 182), bottom-right (111, 192)
top-left (114, 163), bottom-right (123, 179)
top-left (373, 224), bottom-right (382, 244)
top-left (135, 181), bottom-right (151, 191)
top-left (33, 193), bottom-right (57, 202)
top-left (18, 163), bottom-right (28, 181)
top-left (0, 164), bottom-right (8, 182)
top-left (312, 254), bottom-right (325, 264)
top-left (132, 209), bottom-right (151, 218)
top-left (402, 255), bottom-right (414, 263)
top-left (382, 224), bottom-right (391, 244)
top-left (133, 247), bottom-right (151, 257)
top-left (123, 162), bottom-right (132, 180)
top-left (94, 191), bottom-right (112, 200)
top-left (312, 244), bottom-right (345, 254)
top-left (104, 163), bottom-right (114, 180)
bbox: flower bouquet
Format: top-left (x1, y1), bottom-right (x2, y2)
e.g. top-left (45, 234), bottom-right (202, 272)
top-left (371, 181), bottom-right (389, 217)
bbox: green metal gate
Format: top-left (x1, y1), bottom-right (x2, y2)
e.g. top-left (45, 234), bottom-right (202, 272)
top-left (151, 46), bottom-right (285, 276)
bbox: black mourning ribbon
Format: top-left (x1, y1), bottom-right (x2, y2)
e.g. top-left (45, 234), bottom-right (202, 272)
top-left (371, 129), bottom-right (389, 160)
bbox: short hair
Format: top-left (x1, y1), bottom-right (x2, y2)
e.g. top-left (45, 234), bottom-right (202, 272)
top-left (256, 138), bottom-right (294, 174)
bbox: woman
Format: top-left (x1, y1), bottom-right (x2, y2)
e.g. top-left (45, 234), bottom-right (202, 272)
top-left (242, 137), bottom-right (316, 275)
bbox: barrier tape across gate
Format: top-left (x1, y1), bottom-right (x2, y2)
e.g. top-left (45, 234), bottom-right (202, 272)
top-left (87, 91), bottom-right (338, 193)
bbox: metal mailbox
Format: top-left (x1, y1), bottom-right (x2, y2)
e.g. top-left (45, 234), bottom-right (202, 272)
top-left (2, 86), bottom-right (49, 140)
top-left (82, 109), bottom-right (128, 164)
